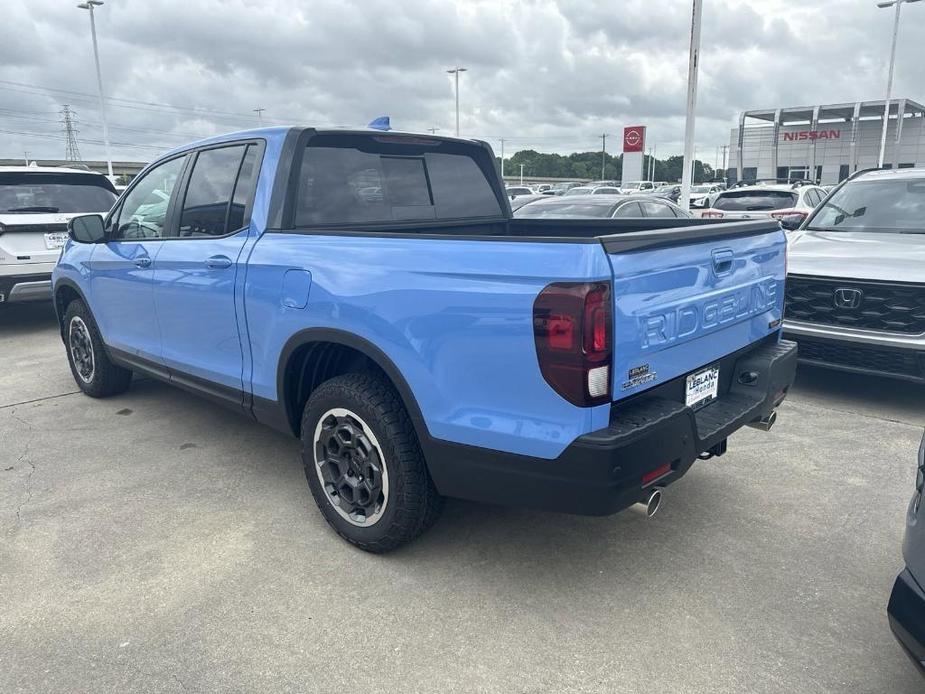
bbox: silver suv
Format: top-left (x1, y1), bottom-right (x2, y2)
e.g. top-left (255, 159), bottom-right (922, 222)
top-left (0, 166), bottom-right (117, 304)
top-left (784, 168), bottom-right (925, 383)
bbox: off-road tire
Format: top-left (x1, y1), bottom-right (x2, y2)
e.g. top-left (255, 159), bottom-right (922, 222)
top-left (301, 372), bottom-right (444, 552)
top-left (63, 299), bottom-right (133, 397)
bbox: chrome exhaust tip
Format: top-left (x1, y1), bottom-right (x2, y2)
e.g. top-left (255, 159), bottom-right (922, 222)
top-left (630, 488), bottom-right (662, 518)
top-left (748, 409), bottom-right (777, 432)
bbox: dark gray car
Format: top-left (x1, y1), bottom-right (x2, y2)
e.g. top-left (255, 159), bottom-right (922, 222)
top-left (784, 168), bottom-right (925, 383)
top-left (888, 432), bottom-right (925, 676)
top-left (512, 194), bottom-right (691, 219)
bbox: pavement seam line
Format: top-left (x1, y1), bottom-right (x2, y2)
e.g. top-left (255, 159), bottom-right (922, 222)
top-left (9, 408), bottom-right (37, 532)
top-left (787, 398), bottom-right (924, 430)
top-left (0, 390), bottom-right (81, 410)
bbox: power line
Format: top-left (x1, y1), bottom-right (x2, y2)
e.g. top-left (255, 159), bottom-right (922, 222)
top-left (60, 105), bottom-right (82, 162)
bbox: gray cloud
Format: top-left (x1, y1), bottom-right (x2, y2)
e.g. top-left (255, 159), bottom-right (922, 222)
top-left (2, 0), bottom-right (923, 165)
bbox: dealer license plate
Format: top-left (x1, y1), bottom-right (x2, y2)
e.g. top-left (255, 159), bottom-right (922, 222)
top-left (686, 365), bottom-right (719, 409)
top-left (44, 232), bottom-right (69, 250)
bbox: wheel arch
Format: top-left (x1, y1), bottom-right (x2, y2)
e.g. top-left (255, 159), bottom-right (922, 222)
top-left (53, 278), bottom-right (90, 338)
top-left (275, 328), bottom-right (430, 444)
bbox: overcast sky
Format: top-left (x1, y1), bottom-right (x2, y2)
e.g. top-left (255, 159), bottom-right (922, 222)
top-left (2, 0), bottom-right (924, 166)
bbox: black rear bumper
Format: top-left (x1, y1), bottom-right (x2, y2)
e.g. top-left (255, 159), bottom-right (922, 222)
top-left (425, 337), bottom-right (797, 515)
top-left (0, 273), bottom-right (52, 304)
top-left (889, 569), bottom-right (925, 675)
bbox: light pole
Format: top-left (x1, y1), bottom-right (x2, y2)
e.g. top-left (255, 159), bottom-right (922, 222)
top-left (446, 67), bottom-right (467, 136)
top-left (253, 107), bottom-right (265, 124)
top-left (875, 0), bottom-right (922, 168)
top-left (77, 1), bottom-right (113, 181)
top-left (679, 0), bottom-right (703, 211)
top-left (601, 133), bottom-right (607, 180)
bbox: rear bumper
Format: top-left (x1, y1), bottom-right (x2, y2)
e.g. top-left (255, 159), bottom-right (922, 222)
top-left (425, 337), bottom-right (797, 515)
top-left (889, 569), bottom-right (925, 675)
top-left (0, 273), bottom-right (52, 304)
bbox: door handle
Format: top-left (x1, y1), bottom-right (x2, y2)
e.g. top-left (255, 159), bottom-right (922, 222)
top-left (205, 255), bottom-right (233, 269)
top-left (134, 256), bottom-right (152, 268)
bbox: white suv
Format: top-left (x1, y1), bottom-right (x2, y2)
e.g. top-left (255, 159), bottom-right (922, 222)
top-left (0, 166), bottom-right (117, 304)
top-left (699, 181), bottom-right (826, 225)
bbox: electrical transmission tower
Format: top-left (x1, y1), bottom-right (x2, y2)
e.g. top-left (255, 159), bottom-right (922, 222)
top-left (60, 105), bottom-right (83, 162)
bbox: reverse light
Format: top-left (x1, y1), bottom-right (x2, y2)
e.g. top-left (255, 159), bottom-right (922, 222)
top-left (534, 282), bottom-right (612, 407)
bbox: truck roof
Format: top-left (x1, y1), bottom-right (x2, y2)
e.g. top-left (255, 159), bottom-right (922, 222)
top-left (161, 126), bottom-right (485, 158)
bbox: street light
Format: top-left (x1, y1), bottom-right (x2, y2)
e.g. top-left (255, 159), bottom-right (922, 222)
top-left (446, 67), bottom-right (467, 137)
top-left (77, 1), bottom-right (113, 181)
top-left (679, 0), bottom-right (703, 212)
top-left (875, 0), bottom-right (922, 168)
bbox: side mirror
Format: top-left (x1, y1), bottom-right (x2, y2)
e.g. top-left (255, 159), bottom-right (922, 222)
top-left (68, 214), bottom-right (107, 244)
top-left (778, 214), bottom-right (804, 231)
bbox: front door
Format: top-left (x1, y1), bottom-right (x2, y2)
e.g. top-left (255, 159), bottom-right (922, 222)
top-left (152, 143), bottom-right (261, 400)
top-left (88, 155), bottom-right (187, 362)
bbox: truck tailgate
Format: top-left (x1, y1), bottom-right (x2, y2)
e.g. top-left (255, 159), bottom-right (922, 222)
top-left (601, 221), bottom-right (787, 402)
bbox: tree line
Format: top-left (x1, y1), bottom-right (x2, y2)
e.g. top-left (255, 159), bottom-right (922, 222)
top-left (497, 149), bottom-right (718, 183)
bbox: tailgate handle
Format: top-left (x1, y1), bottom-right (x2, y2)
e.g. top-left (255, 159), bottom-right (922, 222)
top-left (711, 249), bottom-right (734, 277)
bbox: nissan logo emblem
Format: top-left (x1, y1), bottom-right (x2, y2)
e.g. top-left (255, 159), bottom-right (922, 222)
top-left (833, 288), bottom-right (863, 309)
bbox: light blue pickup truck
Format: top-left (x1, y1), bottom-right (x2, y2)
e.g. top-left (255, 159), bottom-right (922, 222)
top-left (53, 127), bottom-right (797, 551)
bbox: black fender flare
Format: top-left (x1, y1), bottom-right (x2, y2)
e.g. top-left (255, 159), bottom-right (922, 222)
top-left (51, 277), bottom-right (92, 338)
top-left (274, 328), bottom-right (430, 445)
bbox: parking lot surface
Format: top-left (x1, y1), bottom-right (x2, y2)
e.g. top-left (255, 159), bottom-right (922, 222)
top-left (1, 302), bottom-right (923, 694)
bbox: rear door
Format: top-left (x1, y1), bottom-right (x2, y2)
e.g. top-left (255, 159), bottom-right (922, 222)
top-left (603, 222), bottom-right (786, 402)
top-left (152, 142), bottom-right (261, 399)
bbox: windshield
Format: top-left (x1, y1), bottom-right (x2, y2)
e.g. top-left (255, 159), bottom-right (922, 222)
top-left (691, 185), bottom-right (712, 193)
top-left (0, 173), bottom-right (117, 213)
top-left (807, 179), bottom-right (925, 233)
top-left (713, 190), bottom-right (796, 211)
top-left (515, 202), bottom-right (612, 218)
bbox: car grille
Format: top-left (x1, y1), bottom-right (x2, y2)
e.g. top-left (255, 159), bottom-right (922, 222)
top-left (785, 275), bottom-right (925, 335)
top-left (793, 336), bottom-right (925, 380)
top-left (2, 223), bottom-right (68, 234)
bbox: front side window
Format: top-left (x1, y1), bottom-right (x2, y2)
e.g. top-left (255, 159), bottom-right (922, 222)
top-left (612, 202), bottom-right (644, 218)
top-left (641, 201), bottom-right (676, 218)
top-left (112, 156), bottom-right (186, 240)
top-left (178, 145), bottom-right (247, 237)
top-left (294, 134), bottom-right (502, 227)
top-left (807, 178), bottom-right (925, 233)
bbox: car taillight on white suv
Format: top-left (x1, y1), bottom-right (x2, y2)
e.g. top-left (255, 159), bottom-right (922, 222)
top-left (770, 209), bottom-right (808, 222)
top-left (533, 282), bottom-right (612, 407)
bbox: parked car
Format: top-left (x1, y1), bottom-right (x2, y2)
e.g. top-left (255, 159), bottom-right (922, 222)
top-left (590, 186), bottom-right (622, 195)
top-left (688, 184), bottom-right (723, 208)
top-left (563, 186), bottom-right (595, 196)
top-left (514, 194), bottom-right (691, 219)
top-left (888, 431), bottom-right (925, 676)
top-left (506, 186), bottom-right (534, 198)
top-left (653, 185), bottom-right (681, 203)
top-left (509, 193), bottom-right (546, 211)
top-left (783, 168), bottom-right (925, 383)
top-left (53, 127), bottom-right (795, 552)
top-left (547, 181), bottom-right (583, 195)
top-left (700, 182), bottom-right (826, 224)
top-left (620, 180), bottom-right (656, 194)
top-left (0, 166), bottom-right (117, 305)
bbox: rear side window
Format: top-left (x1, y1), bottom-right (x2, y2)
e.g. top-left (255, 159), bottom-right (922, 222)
top-left (0, 173), bottom-right (116, 214)
top-left (713, 191), bottom-right (797, 211)
top-left (612, 201), bottom-right (644, 218)
top-left (641, 201), bottom-right (676, 218)
top-left (294, 134), bottom-right (502, 226)
top-left (228, 146), bottom-right (260, 232)
top-left (179, 145), bottom-right (247, 237)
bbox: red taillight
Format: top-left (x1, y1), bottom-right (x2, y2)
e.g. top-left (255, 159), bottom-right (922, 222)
top-left (534, 282), bottom-right (612, 407)
top-left (770, 209), bottom-right (808, 222)
top-left (701, 210), bottom-right (724, 218)
top-left (642, 463), bottom-right (672, 486)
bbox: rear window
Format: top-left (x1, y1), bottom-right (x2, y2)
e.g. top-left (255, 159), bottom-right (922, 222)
top-left (0, 173), bottom-right (117, 214)
top-left (808, 179), bottom-right (925, 233)
top-left (294, 134), bottom-right (502, 226)
top-left (514, 202), bottom-right (613, 218)
top-left (713, 190), bottom-right (797, 211)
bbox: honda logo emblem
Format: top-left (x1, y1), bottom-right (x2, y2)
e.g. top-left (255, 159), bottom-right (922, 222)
top-left (833, 288), bottom-right (863, 309)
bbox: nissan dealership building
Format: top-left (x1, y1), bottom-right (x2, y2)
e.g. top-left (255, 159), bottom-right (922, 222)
top-left (729, 98), bottom-right (925, 185)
